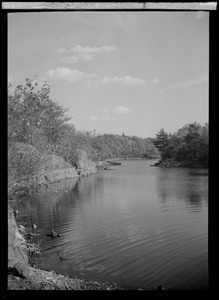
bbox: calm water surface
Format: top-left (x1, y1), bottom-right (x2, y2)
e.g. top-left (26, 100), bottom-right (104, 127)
top-left (17, 160), bottom-right (208, 290)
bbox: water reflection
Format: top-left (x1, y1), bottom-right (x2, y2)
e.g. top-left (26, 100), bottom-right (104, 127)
top-left (16, 161), bottom-right (208, 290)
top-left (71, 175), bottom-right (105, 202)
top-left (157, 168), bottom-right (208, 212)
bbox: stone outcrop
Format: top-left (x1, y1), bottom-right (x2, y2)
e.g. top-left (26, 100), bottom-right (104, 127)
top-left (152, 158), bottom-right (181, 168)
top-left (37, 156), bottom-right (79, 185)
top-left (70, 149), bottom-right (97, 176)
top-left (151, 158), bottom-right (208, 168)
top-left (8, 206), bottom-right (28, 269)
top-left (95, 161), bottom-right (109, 170)
top-left (8, 143), bottom-right (99, 189)
top-left (106, 160), bottom-right (121, 166)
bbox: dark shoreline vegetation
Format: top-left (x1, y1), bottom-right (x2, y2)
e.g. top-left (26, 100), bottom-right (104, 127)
top-left (7, 79), bottom-right (208, 290)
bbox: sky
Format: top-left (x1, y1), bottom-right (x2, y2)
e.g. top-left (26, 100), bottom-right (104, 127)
top-left (8, 11), bottom-right (209, 138)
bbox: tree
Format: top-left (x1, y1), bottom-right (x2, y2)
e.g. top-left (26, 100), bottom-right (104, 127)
top-left (154, 128), bottom-right (171, 158)
top-left (184, 122), bottom-right (202, 158)
top-left (8, 78), bottom-right (72, 154)
top-left (154, 122), bottom-right (208, 163)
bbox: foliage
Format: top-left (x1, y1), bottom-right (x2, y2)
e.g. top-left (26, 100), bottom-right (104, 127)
top-left (7, 77), bottom-right (159, 196)
top-left (8, 78), bottom-right (72, 154)
top-left (8, 143), bottom-right (45, 196)
top-left (154, 122), bottom-right (209, 162)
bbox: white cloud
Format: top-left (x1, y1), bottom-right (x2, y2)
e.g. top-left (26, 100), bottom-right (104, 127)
top-left (45, 67), bottom-right (96, 82)
top-left (60, 53), bottom-right (94, 63)
top-left (165, 76), bottom-right (208, 92)
top-left (152, 78), bottom-right (160, 84)
top-left (57, 45), bottom-right (117, 64)
top-left (102, 113), bottom-right (114, 121)
top-left (60, 56), bottom-right (79, 63)
top-left (102, 105), bottom-right (132, 118)
top-left (57, 48), bottom-right (66, 54)
top-left (80, 52), bottom-right (94, 61)
top-left (113, 105), bottom-right (131, 114)
top-left (89, 115), bottom-right (98, 121)
top-left (102, 75), bottom-right (146, 86)
top-left (70, 45), bottom-right (118, 54)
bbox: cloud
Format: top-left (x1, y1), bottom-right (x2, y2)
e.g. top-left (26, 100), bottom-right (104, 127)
top-left (57, 45), bottom-right (117, 63)
top-left (69, 45), bottom-right (118, 54)
top-left (102, 75), bottom-right (146, 86)
top-left (152, 78), bottom-right (160, 84)
top-left (113, 105), bottom-right (131, 114)
top-left (57, 48), bottom-right (66, 54)
top-left (60, 53), bottom-right (94, 64)
top-left (103, 105), bottom-right (132, 118)
top-left (89, 115), bottom-right (98, 121)
top-left (60, 56), bottom-right (79, 63)
top-left (102, 113), bottom-right (113, 121)
top-left (45, 67), bottom-right (96, 82)
top-left (165, 76), bottom-right (208, 92)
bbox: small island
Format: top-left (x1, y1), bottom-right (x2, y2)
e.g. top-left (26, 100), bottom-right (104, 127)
top-left (151, 124), bottom-right (208, 169)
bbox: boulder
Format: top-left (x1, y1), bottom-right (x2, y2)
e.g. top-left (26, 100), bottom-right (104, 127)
top-left (8, 206), bottom-right (28, 269)
top-left (106, 160), bottom-right (121, 166)
top-left (95, 161), bottom-right (109, 170)
top-left (71, 149), bottom-right (97, 176)
top-left (13, 262), bottom-right (30, 278)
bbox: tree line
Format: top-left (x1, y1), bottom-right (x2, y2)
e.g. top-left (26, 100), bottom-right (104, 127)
top-left (8, 78), bottom-right (158, 164)
top-left (154, 122), bottom-right (209, 163)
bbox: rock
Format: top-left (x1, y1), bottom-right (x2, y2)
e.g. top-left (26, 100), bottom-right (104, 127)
top-left (106, 160), bottom-right (121, 166)
top-left (57, 250), bottom-right (67, 261)
top-left (70, 149), bottom-right (97, 176)
top-left (8, 142), bottom-right (79, 188)
top-left (13, 209), bottom-right (19, 216)
top-left (157, 285), bottom-right (165, 291)
top-left (95, 161), bottom-right (109, 170)
top-left (8, 207), bottom-right (29, 269)
top-left (32, 224), bottom-right (37, 230)
top-left (42, 168), bottom-right (79, 184)
top-left (47, 230), bottom-right (61, 238)
top-left (18, 225), bottom-right (26, 233)
top-left (151, 158), bottom-right (180, 168)
top-left (13, 262), bottom-right (30, 278)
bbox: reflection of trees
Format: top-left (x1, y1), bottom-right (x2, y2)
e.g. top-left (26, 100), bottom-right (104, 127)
top-left (188, 193), bottom-right (202, 209)
top-left (71, 175), bottom-right (105, 202)
top-left (16, 179), bottom-right (78, 228)
top-left (157, 168), bottom-right (208, 212)
top-left (17, 174), bottom-right (107, 231)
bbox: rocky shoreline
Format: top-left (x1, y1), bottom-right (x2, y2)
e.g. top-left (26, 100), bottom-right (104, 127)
top-left (8, 148), bottom-right (128, 290)
top-left (7, 202), bottom-right (129, 291)
top-left (151, 158), bottom-right (208, 168)
top-left (8, 151), bottom-right (183, 291)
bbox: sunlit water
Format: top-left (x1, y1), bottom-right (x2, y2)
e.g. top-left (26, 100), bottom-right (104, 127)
top-left (16, 159), bottom-right (208, 290)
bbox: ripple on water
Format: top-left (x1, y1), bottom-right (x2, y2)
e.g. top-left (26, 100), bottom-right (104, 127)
top-left (23, 161), bottom-right (208, 290)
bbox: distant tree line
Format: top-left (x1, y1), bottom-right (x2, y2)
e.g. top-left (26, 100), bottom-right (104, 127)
top-left (8, 78), bottom-right (158, 165)
top-left (154, 122), bottom-right (209, 163)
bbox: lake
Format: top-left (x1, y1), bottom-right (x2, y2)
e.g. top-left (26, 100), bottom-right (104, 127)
top-left (17, 159), bottom-right (208, 290)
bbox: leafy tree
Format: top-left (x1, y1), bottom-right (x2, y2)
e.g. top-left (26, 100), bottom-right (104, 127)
top-left (154, 122), bottom-right (208, 163)
top-left (154, 128), bottom-right (171, 158)
top-left (184, 122), bottom-right (202, 158)
top-left (8, 78), bottom-right (72, 154)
